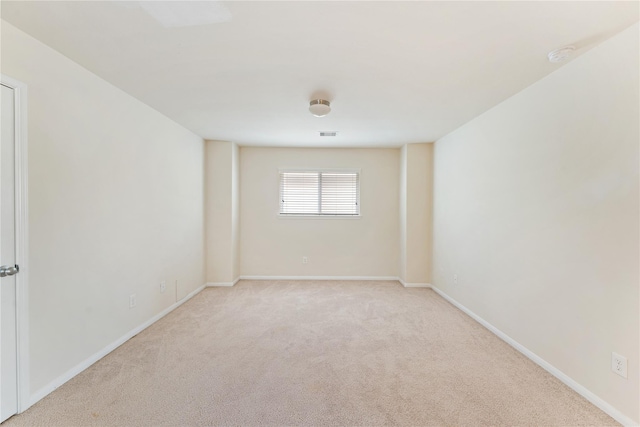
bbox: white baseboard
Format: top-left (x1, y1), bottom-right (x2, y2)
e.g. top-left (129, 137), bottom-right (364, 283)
top-left (430, 286), bottom-right (637, 427)
top-left (27, 284), bottom-right (206, 409)
top-left (398, 278), bottom-right (432, 288)
top-left (239, 275), bottom-right (399, 281)
top-left (238, 276), bottom-right (432, 288)
top-left (29, 281), bottom-right (632, 425)
top-left (206, 277), bottom-right (240, 287)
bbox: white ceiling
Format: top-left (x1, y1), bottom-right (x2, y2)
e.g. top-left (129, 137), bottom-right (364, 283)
top-left (2, 1), bottom-right (638, 147)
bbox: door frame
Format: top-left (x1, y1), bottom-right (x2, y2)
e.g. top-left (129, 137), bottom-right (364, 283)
top-left (1, 74), bottom-right (30, 413)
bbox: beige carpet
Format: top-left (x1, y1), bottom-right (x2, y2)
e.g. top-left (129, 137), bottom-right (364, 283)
top-left (5, 280), bottom-right (617, 427)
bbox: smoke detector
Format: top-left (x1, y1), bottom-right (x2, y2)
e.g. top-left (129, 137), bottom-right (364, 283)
top-left (309, 99), bottom-right (331, 117)
top-left (548, 46), bottom-right (575, 63)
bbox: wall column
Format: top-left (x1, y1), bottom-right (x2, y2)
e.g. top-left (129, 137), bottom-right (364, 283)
top-left (205, 140), bottom-right (240, 285)
top-left (399, 143), bottom-right (433, 286)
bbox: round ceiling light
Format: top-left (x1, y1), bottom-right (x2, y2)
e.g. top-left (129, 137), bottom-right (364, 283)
top-left (309, 99), bottom-right (331, 117)
top-left (548, 46), bottom-right (575, 63)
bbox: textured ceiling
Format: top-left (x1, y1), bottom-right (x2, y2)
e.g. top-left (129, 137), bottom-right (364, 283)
top-left (2, 1), bottom-right (638, 147)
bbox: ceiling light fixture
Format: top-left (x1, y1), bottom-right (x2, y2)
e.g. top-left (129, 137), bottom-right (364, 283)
top-left (309, 99), bottom-right (331, 117)
top-left (548, 46), bottom-right (575, 63)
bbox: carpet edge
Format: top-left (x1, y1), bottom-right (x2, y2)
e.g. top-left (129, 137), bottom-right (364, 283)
top-left (26, 283), bottom-right (207, 410)
top-left (431, 285), bottom-right (637, 427)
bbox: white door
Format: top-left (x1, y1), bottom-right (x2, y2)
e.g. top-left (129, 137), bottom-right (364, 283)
top-left (0, 82), bottom-right (19, 423)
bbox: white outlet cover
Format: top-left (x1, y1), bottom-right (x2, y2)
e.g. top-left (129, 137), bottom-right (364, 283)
top-left (611, 352), bottom-right (627, 378)
top-left (129, 294), bottom-right (137, 309)
top-left (160, 281), bottom-right (166, 293)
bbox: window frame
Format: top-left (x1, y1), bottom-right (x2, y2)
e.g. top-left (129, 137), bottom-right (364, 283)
top-left (278, 168), bottom-right (361, 219)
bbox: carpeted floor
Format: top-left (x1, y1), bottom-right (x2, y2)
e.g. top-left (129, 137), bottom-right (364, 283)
top-left (5, 280), bottom-right (617, 426)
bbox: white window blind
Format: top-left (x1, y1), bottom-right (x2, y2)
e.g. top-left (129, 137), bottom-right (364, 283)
top-left (280, 171), bottom-right (360, 216)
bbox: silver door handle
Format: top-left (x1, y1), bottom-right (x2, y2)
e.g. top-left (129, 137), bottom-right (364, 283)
top-left (0, 265), bottom-right (19, 277)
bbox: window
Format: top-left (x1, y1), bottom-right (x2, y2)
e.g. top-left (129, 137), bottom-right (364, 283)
top-left (279, 170), bottom-right (360, 216)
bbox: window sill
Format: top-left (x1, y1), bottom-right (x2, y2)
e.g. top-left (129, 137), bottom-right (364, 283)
top-left (277, 214), bottom-right (362, 220)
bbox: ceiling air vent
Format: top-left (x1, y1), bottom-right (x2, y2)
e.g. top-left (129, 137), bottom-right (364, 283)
top-left (319, 131), bottom-right (338, 137)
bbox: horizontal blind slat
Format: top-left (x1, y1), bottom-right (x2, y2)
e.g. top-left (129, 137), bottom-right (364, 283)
top-left (280, 171), bottom-right (359, 216)
top-left (320, 172), bottom-right (358, 215)
top-left (280, 172), bottom-right (319, 214)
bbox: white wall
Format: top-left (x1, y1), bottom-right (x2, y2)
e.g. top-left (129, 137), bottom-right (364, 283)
top-left (240, 147), bottom-right (399, 278)
top-left (432, 23), bottom-right (639, 424)
top-left (205, 140), bottom-right (239, 284)
top-left (1, 21), bottom-right (205, 396)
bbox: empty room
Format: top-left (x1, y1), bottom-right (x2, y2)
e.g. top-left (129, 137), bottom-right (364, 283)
top-left (0, 1), bottom-right (638, 426)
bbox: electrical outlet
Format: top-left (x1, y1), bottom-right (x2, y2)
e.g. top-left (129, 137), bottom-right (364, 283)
top-left (302, 256), bottom-right (308, 264)
top-left (160, 281), bottom-right (166, 293)
top-left (612, 352), bottom-right (627, 378)
top-left (129, 294), bottom-right (137, 309)
top-left (453, 274), bottom-right (458, 285)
